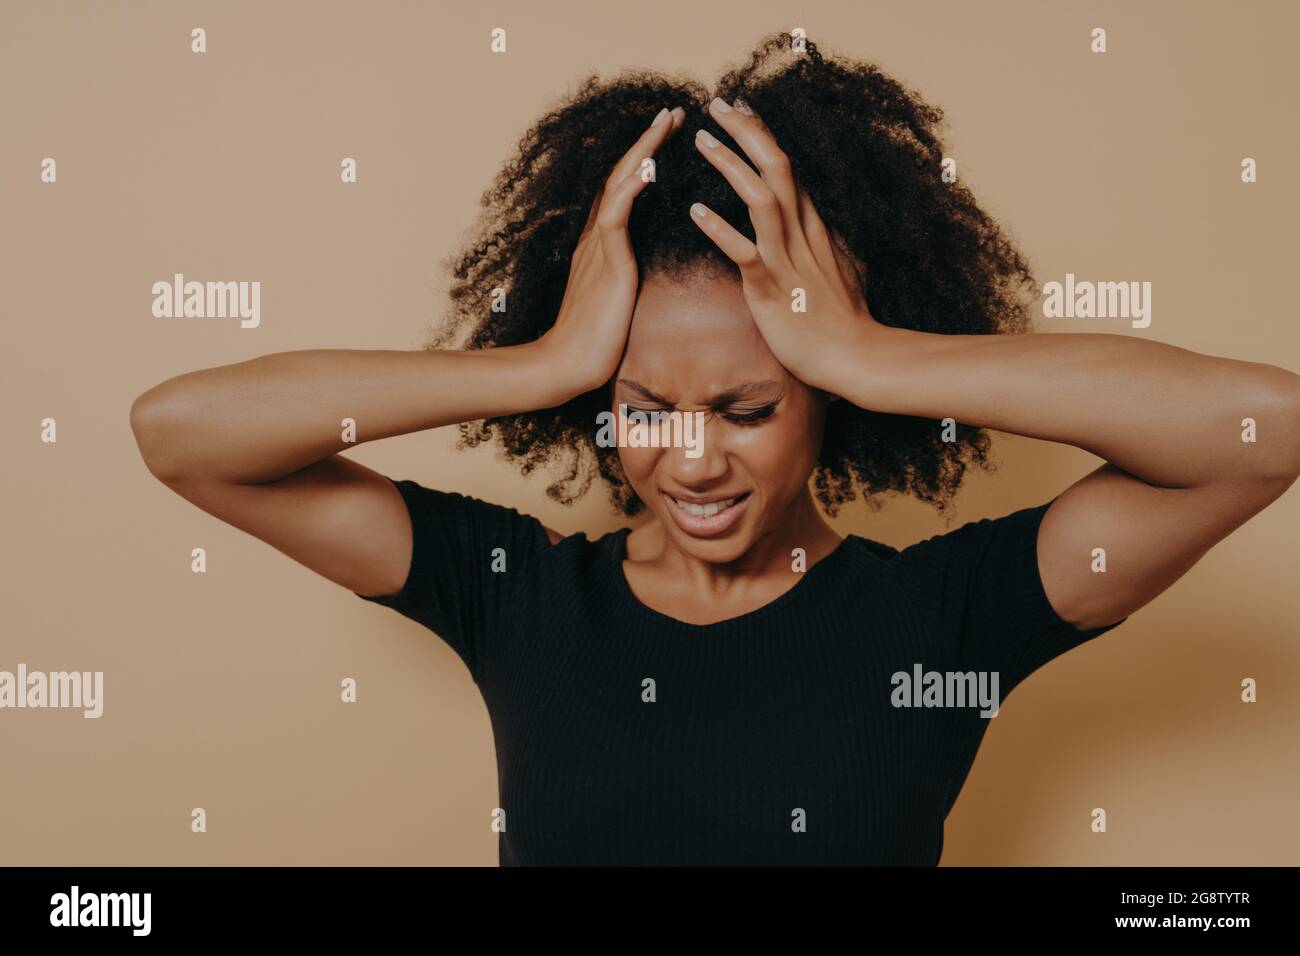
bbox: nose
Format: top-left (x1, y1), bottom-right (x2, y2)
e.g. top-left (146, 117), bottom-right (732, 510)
top-left (661, 411), bottom-right (729, 488)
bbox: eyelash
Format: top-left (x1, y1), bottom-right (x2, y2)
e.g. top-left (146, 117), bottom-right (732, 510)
top-left (622, 404), bottom-right (778, 425)
top-left (721, 405), bottom-right (776, 425)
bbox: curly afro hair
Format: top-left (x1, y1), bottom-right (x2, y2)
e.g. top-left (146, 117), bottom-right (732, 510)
top-left (430, 31), bottom-right (1039, 518)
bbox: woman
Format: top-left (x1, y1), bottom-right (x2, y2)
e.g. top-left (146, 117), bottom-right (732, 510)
top-left (129, 34), bottom-right (1300, 865)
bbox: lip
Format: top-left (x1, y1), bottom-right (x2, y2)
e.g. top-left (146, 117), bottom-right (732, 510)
top-left (662, 490), bottom-right (751, 538)
top-left (662, 489), bottom-right (746, 505)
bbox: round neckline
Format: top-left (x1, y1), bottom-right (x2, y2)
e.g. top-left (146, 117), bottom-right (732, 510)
top-left (605, 527), bottom-right (862, 632)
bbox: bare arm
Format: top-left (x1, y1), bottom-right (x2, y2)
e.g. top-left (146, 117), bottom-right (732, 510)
top-left (129, 105), bottom-right (685, 600)
top-left (130, 345), bottom-right (569, 486)
top-left (834, 326), bottom-right (1300, 631)
top-left (129, 345), bottom-right (570, 597)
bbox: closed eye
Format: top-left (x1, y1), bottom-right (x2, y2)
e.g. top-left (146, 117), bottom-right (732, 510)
top-left (721, 405), bottom-right (776, 425)
top-left (617, 403), bottom-right (779, 424)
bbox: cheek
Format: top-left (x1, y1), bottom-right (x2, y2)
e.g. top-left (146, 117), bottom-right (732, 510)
top-left (617, 446), bottom-right (660, 484)
top-left (729, 418), bottom-right (819, 486)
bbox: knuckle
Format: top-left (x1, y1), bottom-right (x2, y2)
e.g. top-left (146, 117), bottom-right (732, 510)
top-left (751, 188), bottom-right (780, 213)
top-left (766, 150), bottom-right (793, 173)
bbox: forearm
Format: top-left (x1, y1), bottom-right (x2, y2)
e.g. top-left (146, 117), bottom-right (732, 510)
top-left (836, 325), bottom-right (1300, 489)
top-left (130, 343), bottom-right (569, 484)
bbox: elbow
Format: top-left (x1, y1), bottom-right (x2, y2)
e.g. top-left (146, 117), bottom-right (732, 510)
top-left (129, 385), bottom-right (191, 483)
top-left (1251, 368), bottom-right (1300, 483)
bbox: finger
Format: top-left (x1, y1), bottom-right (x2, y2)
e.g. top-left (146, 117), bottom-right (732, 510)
top-left (796, 184), bottom-right (841, 279)
top-left (607, 105), bottom-right (684, 190)
top-left (706, 97), bottom-right (814, 269)
top-left (687, 202), bottom-right (780, 296)
top-left (821, 208), bottom-right (873, 300)
top-left (829, 229), bottom-right (869, 302)
top-left (582, 106), bottom-right (683, 238)
top-left (593, 159), bottom-right (657, 263)
top-left (581, 182), bottom-right (607, 238)
top-left (694, 127), bottom-right (798, 280)
top-left (582, 106), bottom-right (683, 237)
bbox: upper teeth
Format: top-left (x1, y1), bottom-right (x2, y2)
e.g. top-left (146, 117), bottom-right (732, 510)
top-left (671, 495), bottom-right (738, 517)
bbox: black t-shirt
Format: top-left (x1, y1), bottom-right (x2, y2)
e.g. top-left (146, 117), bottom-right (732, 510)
top-left (356, 477), bottom-right (1126, 865)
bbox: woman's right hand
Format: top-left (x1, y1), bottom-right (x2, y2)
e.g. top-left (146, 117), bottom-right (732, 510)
top-left (538, 105), bottom-right (685, 397)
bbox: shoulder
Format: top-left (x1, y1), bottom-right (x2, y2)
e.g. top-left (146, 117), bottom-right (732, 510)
top-left (863, 501), bottom-right (1052, 568)
top-left (837, 502), bottom-right (1057, 615)
top-left (842, 534), bottom-right (903, 565)
top-left (375, 478), bottom-right (559, 568)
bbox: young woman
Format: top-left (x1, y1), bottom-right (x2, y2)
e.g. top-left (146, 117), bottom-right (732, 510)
top-left (129, 35), bottom-right (1300, 865)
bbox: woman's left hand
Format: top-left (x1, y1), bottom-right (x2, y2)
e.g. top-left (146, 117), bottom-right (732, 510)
top-left (688, 96), bottom-right (884, 393)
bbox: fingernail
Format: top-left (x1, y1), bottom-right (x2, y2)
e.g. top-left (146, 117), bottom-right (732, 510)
top-left (696, 129), bottom-right (720, 149)
top-left (651, 107), bottom-right (669, 127)
top-left (733, 97), bottom-right (755, 116)
top-left (709, 96), bottom-right (732, 113)
top-left (690, 203), bottom-right (708, 220)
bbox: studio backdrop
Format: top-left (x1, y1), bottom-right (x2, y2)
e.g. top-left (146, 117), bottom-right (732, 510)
top-left (2, 0), bottom-right (1297, 865)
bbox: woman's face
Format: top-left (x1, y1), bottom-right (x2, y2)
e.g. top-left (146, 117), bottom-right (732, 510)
top-left (612, 268), bottom-right (831, 564)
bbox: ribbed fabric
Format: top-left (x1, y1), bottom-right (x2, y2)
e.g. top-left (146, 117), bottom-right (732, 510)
top-left (357, 477), bottom-right (1126, 866)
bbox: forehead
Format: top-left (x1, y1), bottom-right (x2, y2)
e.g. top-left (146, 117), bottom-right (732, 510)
top-left (620, 269), bottom-right (780, 395)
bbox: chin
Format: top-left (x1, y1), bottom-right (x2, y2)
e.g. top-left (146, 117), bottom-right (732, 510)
top-left (672, 529), bottom-right (755, 564)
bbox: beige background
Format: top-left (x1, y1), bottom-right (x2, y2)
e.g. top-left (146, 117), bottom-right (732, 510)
top-left (2, 0), bottom-right (1297, 865)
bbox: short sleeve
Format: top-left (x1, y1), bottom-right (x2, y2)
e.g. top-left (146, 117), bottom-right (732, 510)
top-left (354, 477), bottom-right (551, 683)
top-left (889, 498), bottom-right (1127, 701)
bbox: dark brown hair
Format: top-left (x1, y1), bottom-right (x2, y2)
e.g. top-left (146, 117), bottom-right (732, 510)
top-left (431, 32), bottom-right (1037, 516)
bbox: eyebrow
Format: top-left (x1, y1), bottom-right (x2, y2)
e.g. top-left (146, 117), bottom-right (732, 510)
top-left (615, 379), bottom-right (780, 406)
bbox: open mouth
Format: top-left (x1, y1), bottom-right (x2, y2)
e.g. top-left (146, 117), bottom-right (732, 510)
top-left (662, 491), bottom-right (751, 537)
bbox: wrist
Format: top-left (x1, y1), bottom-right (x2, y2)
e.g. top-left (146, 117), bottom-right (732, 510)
top-left (517, 338), bottom-right (600, 408)
top-left (823, 313), bottom-right (909, 410)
